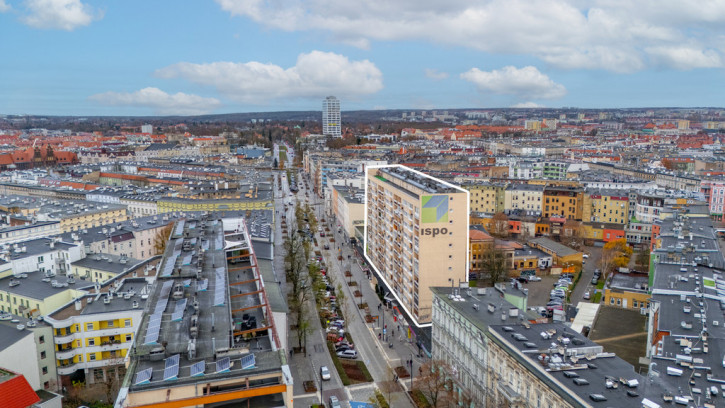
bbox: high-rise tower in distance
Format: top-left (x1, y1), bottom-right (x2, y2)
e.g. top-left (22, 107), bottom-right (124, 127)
top-left (322, 96), bottom-right (341, 137)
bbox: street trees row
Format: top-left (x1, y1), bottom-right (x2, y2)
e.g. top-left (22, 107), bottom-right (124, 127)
top-left (284, 201), bottom-right (324, 354)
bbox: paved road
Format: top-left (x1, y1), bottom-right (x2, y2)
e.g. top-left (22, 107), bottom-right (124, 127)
top-left (273, 149), bottom-right (347, 407)
top-left (570, 246), bottom-right (602, 306)
top-left (304, 175), bottom-right (417, 408)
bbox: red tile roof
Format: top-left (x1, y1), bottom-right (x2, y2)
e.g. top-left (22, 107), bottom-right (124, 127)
top-left (0, 372), bottom-right (40, 408)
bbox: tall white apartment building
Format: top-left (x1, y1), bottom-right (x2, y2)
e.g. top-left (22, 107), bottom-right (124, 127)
top-left (322, 96), bottom-right (341, 137)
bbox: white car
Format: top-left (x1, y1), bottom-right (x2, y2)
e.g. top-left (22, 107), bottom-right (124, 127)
top-left (337, 349), bottom-right (358, 359)
top-left (527, 275), bottom-right (542, 282)
top-left (320, 365), bottom-right (331, 381)
top-left (583, 254), bottom-right (590, 259)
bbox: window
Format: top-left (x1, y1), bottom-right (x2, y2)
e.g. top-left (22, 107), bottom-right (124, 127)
top-left (633, 300), bottom-right (638, 308)
top-left (610, 297), bottom-right (615, 305)
top-left (124, 319), bottom-right (131, 327)
top-left (86, 323), bottom-right (93, 331)
top-left (39, 335), bottom-right (45, 344)
top-left (41, 351), bottom-right (46, 359)
top-left (37, 256), bottom-right (44, 263)
top-left (42, 366), bottom-right (48, 375)
top-left (89, 354), bottom-right (96, 361)
top-left (125, 334), bottom-right (132, 342)
top-left (44, 381), bottom-right (50, 389)
top-left (88, 338), bottom-right (95, 346)
top-left (107, 320), bottom-right (114, 327)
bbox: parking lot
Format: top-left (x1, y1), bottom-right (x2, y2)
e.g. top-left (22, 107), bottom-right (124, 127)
top-left (523, 245), bottom-right (603, 312)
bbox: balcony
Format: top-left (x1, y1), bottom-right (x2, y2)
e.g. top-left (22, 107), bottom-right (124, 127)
top-left (86, 341), bottom-right (128, 354)
top-left (53, 332), bottom-right (80, 344)
top-left (56, 348), bottom-right (79, 360)
top-left (88, 327), bottom-right (129, 338)
top-left (57, 363), bottom-right (80, 376)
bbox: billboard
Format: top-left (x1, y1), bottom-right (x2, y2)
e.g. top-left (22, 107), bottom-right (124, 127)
top-left (421, 195), bottom-right (448, 223)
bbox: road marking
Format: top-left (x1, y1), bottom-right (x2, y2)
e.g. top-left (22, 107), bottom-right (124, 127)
top-left (293, 393), bottom-right (318, 399)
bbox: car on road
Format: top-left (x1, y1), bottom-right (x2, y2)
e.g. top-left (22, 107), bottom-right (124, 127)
top-left (329, 396), bottom-right (341, 408)
top-left (591, 276), bottom-right (599, 285)
top-left (337, 349), bottom-right (358, 359)
top-left (527, 275), bottom-right (542, 282)
top-left (320, 366), bottom-right (331, 381)
top-left (583, 253), bottom-right (589, 259)
top-left (583, 291), bottom-right (591, 300)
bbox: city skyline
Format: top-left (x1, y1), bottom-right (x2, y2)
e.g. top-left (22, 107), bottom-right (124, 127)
top-left (1, 0), bottom-right (724, 116)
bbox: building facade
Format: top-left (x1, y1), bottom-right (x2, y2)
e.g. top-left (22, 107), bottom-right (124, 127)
top-left (365, 165), bottom-right (468, 326)
top-left (464, 183), bottom-right (506, 214)
top-left (322, 96), bottom-right (341, 137)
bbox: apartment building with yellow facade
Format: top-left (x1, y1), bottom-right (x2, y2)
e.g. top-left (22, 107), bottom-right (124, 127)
top-left (365, 165), bottom-right (468, 326)
top-left (542, 186), bottom-right (583, 220)
top-left (582, 189), bottom-right (630, 224)
top-left (463, 182), bottom-right (506, 214)
top-left (44, 279), bottom-right (148, 387)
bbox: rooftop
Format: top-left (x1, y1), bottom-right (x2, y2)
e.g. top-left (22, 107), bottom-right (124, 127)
top-left (376, 165), bottom-right (460, 194)
top-left (488, 323), bottom-right (671, 408)
top-left (529, 237), bottom-right (580, 257)
top-left (71, 253), bottom-right (146, 275)
top-left (126, 214), bottom-right (282, 392)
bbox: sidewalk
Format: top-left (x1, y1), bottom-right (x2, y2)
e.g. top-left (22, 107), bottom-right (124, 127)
top-left (318, 212), bottom-right (419, 408)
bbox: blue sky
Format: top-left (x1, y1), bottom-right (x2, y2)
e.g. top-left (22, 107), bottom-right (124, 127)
top-left (1, 0), bottom-right (724, 116)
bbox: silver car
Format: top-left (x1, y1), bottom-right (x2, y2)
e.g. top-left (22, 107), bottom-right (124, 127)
top-left (329, 396), bottom-right (341, 408)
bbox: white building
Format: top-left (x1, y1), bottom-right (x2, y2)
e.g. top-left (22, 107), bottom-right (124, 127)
top-left (141, 124), bottom-right (153, 134)
top-left (0, 221), bottom-right (61, 245)
top-left (4, 237), bottom-right (85, 276)
top-left (322, 96), bottom-right (341, 137)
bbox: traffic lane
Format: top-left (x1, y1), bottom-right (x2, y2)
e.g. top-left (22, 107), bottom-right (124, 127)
top-left (571, 246), bottom-right (602, 305)
top-left (320, 229), bottom-right (391, 382)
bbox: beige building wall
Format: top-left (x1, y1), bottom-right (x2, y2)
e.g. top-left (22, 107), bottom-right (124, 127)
top-left (365, 166), bottom-right (468, 325)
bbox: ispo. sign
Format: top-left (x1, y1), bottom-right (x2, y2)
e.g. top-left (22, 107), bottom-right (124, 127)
top-left (422, 227), bottom-right (448, 237)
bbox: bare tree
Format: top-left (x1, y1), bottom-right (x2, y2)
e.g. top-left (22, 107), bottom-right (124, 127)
top-left (635, 246), bottom-right (651, 272)
top-left (489, 213), bottom-right (509, 238)
top-left (481, 245), bottom-right (509, 286)
top-left (415, 360), bottom-right (455, 408)
top-left (152, 223), bottom-right (174, 255)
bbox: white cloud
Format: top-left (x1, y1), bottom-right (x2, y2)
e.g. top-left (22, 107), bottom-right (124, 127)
top-left (461, 66), bottom-right (567, 100)
top-left (424, 69), bottom-right (449, 80)
top-left (646, 46), bottom-right (723, 70)
top-left (21, 0), bottom-right (100, 30)
top-left (511, 102), bottom-right (545, 108)
top-left (215, 0), bottom-right (725, 71)
top-left (156, 51), bottom-right (383, 103)
top-left (89, 87), bottom-right (222, 115)
top-left (0, 1), bottom-right (11, 12)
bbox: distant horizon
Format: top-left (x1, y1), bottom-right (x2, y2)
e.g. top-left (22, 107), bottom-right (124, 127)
top-left (3, 106), bottom-right (725, 121)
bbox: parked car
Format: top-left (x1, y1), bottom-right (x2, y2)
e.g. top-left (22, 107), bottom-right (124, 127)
top-left (591, 276), bottom-right (599, 285)
top-left (323, 244), bottom-right (330, 250)
top-left (320, 366), bottom-right (331, 381)
top-left (583, 254), bottom-right (589, 259)
top-left (583, 291), bottom-right (591, 300)
top-left (329, 396), bottom-right (342, 408)
top-left (527, 275), bottom-right (542, 282)
top-left (337, 349), bottom-right (358, 359)
top-left (334, 340), bottom-right (353, 349)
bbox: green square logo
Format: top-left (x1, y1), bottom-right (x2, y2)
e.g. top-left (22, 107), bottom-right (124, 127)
top-left (421, 195), bottom-right (448, 223)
